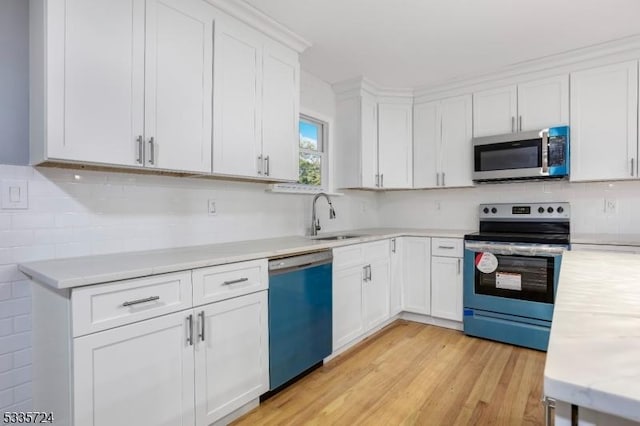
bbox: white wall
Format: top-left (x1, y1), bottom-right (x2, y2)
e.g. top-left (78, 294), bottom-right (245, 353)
top-left (0, 66), bottom-right (378, 412)
top-left (0, 0), bottom-right (29, 166)
top-left (378, 179), bottom-right (640, 236)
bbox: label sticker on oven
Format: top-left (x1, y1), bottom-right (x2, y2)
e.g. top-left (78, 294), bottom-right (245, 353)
top-left (496, 272), bottom-right (522, 291)
top-left (475, 252), bottom-right (498, 274)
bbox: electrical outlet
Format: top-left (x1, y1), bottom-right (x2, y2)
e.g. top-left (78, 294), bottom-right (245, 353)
top-left (604, 198), bottom-right (617, 214)
top-left (208, 199), bottom-right (217, 216)
top-left (1, 179), bottom-right (28, 209)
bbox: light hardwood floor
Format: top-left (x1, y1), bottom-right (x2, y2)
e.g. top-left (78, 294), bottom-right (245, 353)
top-left (233, 320), bottom-right (546, 426)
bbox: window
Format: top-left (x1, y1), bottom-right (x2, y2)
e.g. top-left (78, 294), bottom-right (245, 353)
top-left (298, 115), bottom-right (326, 188)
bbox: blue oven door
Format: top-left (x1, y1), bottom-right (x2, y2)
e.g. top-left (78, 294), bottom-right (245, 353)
top-left (463, 241), bottom-right (565, 351)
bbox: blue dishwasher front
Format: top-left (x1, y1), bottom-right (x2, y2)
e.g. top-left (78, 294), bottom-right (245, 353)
top-left (268, 251), bottom-right (333, 391)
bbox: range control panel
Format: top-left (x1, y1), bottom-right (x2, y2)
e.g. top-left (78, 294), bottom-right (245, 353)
top-left (479, 202), bottom-right (570, 220)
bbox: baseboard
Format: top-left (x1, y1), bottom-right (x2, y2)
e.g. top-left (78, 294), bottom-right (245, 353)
top-left (212, 398), bottom-right (260, 426)
top-left (325, 313), bottom-right (401, 361)
top-left (400, 312), bottom-right (463, 331)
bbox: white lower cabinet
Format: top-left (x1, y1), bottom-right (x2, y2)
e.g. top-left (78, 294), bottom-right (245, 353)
top-left (431, 256), bottom-right (463, 321)
top-left (195, 291), bottom-right (269, 425)
top-left (74, 311), bottom-right (195, 426)
top-left (430, 238), bottom-right (464, 322)
top-left (401, 237), bottom-right (432, 315)
top-left (389, 238), bottom-right (403, 316)
top-left (332, 240), bottom-right (391, 351)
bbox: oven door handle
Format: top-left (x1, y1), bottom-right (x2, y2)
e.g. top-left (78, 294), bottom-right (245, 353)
top-left (465, 242), bottom-right (566, 257)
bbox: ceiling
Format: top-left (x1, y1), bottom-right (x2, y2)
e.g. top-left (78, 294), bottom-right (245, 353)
top-left (245, 0), bottom-right (640, 89)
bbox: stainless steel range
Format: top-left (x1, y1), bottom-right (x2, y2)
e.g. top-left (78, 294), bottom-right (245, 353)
top-left (463, 202), bottom-right (570, 351)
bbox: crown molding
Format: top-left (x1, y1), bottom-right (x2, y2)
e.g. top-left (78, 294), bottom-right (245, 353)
top-left (206, 0), bottom-right (311, 53)
top-left (413, 34), bottom-right (640, 99)
top-left (332, 77), bottom-right (413, 100)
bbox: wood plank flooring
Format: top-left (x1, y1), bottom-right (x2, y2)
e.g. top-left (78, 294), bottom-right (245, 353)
top-left (233, 320), bottom-right (547, 426)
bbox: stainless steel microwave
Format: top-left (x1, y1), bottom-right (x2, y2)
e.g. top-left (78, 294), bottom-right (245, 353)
top-left (472, 126), bottom-right (569, 182)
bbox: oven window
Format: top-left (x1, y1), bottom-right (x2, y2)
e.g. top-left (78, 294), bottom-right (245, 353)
top-left (474, 254), bottom-right (554, 303)
top-left (475, 139), bottom-right (541, 172)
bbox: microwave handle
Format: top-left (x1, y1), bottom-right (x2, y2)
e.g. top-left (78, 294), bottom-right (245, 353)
top-left (541, 130), bottom-right (549, 174)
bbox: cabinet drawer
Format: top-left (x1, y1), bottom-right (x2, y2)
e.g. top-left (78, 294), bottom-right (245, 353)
top-left (363, 239), bottom-right (390, 261)
top-left (431, 238), bottom-right (463, 257)
top-left (71, 271), bottom-right (193, 337)
top-left (333, 244), bottom-right (366, 270)
top-left (192, 259), bottom-right (268, 305)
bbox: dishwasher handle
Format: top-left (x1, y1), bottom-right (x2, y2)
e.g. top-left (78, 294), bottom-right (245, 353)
top-left (269, 250), bottom-right (333, 273)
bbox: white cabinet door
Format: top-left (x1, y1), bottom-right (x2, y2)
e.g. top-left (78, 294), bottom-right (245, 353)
top-left (333, 265), bottom-right (365, 350)
top-left (261, 43), bottom-right (300, 181)
top-left (361, 92), bottom-right (379, 188)
top-left (389, 238), bottom-right (403, 316)
top-left (194, 291), bottom-right (268, 426)
top-left (51, 0), bottom-right (145, 166)
top-left (144, 0), bottom-right (214, 173)
top-left (363, 257), bottom-right (391, 330)
top-left (440, 94), bottom-right (473, 187)
top-left (413, 101), bottom-right (440, 188)
top-left (402, 237), bottom-right (431, 315)
top-left (212, 19), bottom-right (262, 177)
top-left (431, 256), bottom-right (463, 321)
top-left (378, 103), bottom-right (413, 188)
top-left (570, 61), bottom-right (639, 181)
top-left (473, 85), bottom-right (518, 137)
top-left (74, 311), bottom-right (195, 426)
top-left (517, 75), bottom-right (569, 131)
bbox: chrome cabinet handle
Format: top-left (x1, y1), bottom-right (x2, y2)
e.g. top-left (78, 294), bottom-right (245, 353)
top-left (257, 155), bottom-right (263, 175)
top-left (147, 137), bottom-right (155, 165)
top-left (265, 155), bottom-right (270, 176)
top-left (223, 277), bottom-right (249, 286)
top-left (362, 265), bottom-right (368, 282)
top-left (541, 130), bottom-right (549, 174)
top-left (380, 174), bottom-right (384, 188)
top-left (368, 264), bottom-right (372, 281)
top-left (542, 397), bottom-right (556, 426)
top-left (122, 295), bottom-right (160, 307)
top-left (136, 135), bottom-right (143, 164)
top-left (631, 158), bottom-right (635, 177)
top-left (518, 115), bottom-right (523, 131)
top-left (198, 311), bottom-right (205, 342)
top-left (436, 173), bottom-right (440, 186)
top-left (186, 314), bottom-right (193, 346)
top-left (457, 258), bottom-right (461, 275)
top-left (375, 174), bottom-right (380, 187)
top-left (511, 116), bottom-right (515, 133)
top-left (438, 245), bottom-right (455, 250)
top-left (391, 238), bottom-right (396, 253)
top-left (442, 172), bottom-right (445, 186)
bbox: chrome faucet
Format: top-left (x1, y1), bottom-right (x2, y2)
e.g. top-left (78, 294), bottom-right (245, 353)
top-left (310, 193), bottom-right (336, 236)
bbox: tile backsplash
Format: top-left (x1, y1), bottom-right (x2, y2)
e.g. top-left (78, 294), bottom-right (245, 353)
top-left (0, 164), bottom-right (378, 412)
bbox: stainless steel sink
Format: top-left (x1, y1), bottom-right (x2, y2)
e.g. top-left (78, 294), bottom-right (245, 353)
top-left (312, 234), bottom-right (363, 241)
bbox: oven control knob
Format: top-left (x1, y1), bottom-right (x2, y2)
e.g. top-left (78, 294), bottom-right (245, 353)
top-left (547, 207), bottom-right (554, 213)
top-left (557, 206), bottom-right (564, 213)
top-left (491, 207), bottom-right (497, 214)
top-left (538, 207), bottom-right (545, 214)
top-left (483, 207), bottom-right (489, 214)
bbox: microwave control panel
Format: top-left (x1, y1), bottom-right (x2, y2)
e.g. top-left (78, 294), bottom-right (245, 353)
top-left (548, 136), bottom-right (566, 167)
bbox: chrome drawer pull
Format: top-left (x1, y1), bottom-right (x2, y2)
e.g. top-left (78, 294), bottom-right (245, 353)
top-left (122, 296), bottom-right (160, 307)
top-left (438, 246), bottom-right (455, 249)
top-left (223, 277), bottom-right (249, 286)
top-left (198, 311), bottom-right (205, 342)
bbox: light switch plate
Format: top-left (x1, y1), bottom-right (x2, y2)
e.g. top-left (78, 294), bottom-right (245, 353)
top-left (1, 180), bottom-right (28, 209)
top-left (208, 199), bottom-right (217, 216)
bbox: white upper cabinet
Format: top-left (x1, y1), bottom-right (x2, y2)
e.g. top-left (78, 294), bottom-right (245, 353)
top-left (473, 85), bottom-right (517, 137)
top-left (212, 20), bottom-right (262, 177)
top-left (414, 95), bottom-right (472, 188)
top-left (413, 102), bottom-right (440, 188)
top-left (44, 0), bottom-right (146, 166)
top-left (144, 0), bottom-right (214, 173)
top-left (33, 0), bottom-right (213, 172)
top-left (473, 75), bottom-right (568, 137)
top-left (261, 43), bottom-right (300, 181)
top-left (517, 75), bottom-right (569, 131)
top-left (212, 17), bottom-right (300, 181)
top-left (570, 61), bottom-right (639, 181)
top-left (335, 83), bottom-right (413, 190)
top-left (378, 102), bottom-right (413, 188)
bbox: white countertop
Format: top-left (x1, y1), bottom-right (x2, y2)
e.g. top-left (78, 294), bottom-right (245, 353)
top-left (19, 228), bottom-right (472, 289)
top-left (571, 233), bottom-right (640, 247)
top-left (544, 250), bottom-right (640, 422)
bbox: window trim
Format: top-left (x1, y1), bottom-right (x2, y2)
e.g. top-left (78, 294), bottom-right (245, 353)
top-left (298, 113), bottom-right (327, 189)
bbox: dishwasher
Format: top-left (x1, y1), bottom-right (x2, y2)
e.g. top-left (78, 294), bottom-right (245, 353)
top-left (267, 250), bottom-right (333, 391)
